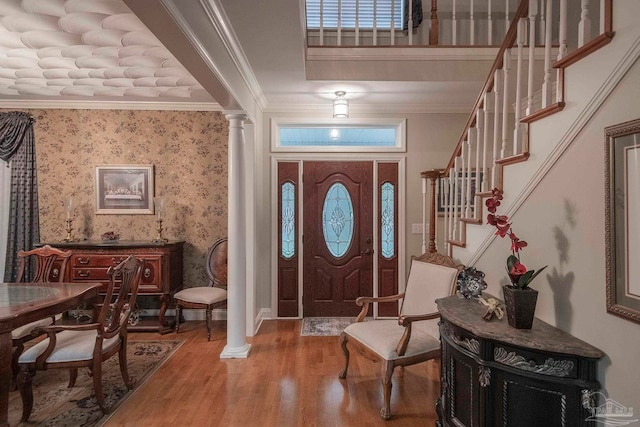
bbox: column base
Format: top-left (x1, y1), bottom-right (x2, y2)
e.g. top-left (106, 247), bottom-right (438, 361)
top-left (220, 343), bottom-right (251, 359)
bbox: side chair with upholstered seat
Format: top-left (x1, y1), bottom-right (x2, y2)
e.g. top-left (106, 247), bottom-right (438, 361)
top-left (17, 255), bottom-right (144, 421)
top-left (11, 245), bottom-right (73, 390)
top-left (338, 251), bottom-right (463, 420)
top-left (174, 237), bottom-right (227, 341)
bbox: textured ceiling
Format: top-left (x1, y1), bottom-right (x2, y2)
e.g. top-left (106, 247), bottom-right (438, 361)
top-left (0, 0), bottom-right (214, 102)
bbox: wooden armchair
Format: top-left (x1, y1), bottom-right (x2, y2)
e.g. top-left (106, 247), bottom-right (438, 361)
top-left (11, 245), bottom-right (72, 390)
top-left (174, 237), bottom-right (227, 340)
top-left (17, 255), bottom-right (143, 421)
top-left (338, 252), bottom-right (463, 420)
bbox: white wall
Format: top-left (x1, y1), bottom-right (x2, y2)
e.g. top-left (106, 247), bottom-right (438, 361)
top-left (474, 27), bottom-right (640, 417)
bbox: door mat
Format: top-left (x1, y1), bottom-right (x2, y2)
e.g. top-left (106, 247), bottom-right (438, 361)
top-left (300, 317), bottom-right (357, 336)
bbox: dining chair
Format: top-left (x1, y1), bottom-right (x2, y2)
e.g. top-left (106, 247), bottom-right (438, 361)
top-left (16, 255), bottom-right (143, 420)
top-left (11, 245), bottom-right (72, 390)
top-left (338, 251), bottom-right (463, 420)
top-left (174, 237), bottom-right (227, 341)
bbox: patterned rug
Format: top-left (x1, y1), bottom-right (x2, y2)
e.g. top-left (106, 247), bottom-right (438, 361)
top-left (8, 340), bottom-right (184, 427)
top-left (300, 317), bottom-right (356, 336)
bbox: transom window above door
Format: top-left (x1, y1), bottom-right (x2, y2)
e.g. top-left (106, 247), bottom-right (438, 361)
top-left (271, 118), bottom-right (406, 152)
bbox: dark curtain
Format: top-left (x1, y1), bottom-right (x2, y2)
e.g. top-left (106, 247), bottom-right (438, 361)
top-left (0, 111), bottom-right (39, 282)
top-left (404, 0), bottom-right (423, 30)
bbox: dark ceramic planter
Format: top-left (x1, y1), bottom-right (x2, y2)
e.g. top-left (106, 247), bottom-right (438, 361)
top-left (502, 285), bottom-right (538, 329)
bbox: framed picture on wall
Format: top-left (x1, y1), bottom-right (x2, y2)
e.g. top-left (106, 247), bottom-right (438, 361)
top-left (95, 165), bottom-right (154, 214)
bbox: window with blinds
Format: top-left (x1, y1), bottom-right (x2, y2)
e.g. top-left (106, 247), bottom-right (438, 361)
top-left (306, 0), bottom-right (404, 30)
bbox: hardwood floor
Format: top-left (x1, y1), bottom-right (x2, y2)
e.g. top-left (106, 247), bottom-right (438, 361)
top-left (32, 320), bottom-right (443, 426)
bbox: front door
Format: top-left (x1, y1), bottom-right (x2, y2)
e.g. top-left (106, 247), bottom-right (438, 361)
top-left (302, 161), bottom-right (374, 316)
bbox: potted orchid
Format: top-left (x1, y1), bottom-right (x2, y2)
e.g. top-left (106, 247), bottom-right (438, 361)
top-left (486, 188), bottom-right (547, 328)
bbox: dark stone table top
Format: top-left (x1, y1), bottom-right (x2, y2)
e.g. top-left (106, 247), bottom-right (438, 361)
top-left (437, 294), bottom-right (604, 360)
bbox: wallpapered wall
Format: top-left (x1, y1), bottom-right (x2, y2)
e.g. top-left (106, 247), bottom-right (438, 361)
top-left (8, 109), bottom-right (228, 287)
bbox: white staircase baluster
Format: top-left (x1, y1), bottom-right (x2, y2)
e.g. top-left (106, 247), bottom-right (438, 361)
top-left (492, 69), bottom-right (502, 188)
top-left (319, 0), bottom-right (324, 46)
top-left (452, 0), bottom-right (457, 46)
top-left (488, 0), bottom-right (493, 45)
top-left (600, 0), bottom-right (605, 34)
top-left (441, 177), bottom-right (448, 253)
top-left (408, 0), bottom-right (413, 45)
top-left (513, 18), bottom-right (524, 154)
top-left (526, 0), bottom-right (538, 117)
top-left (470, 0), bottom-right (475, 45)
top-left (557, 0), bottom-right (567, 103)
top-left (538, 0), bottom-right (545, 45)
top-left (474, 113), bottom-right (482, 219)
top-left (501, 48), bottom-right (511, 158)
top-left (541, 0), bottom-right (553, 108)
top-left (480, 98), bottom-right (489, 193)
top-left (421, 176), bottom-right (427, 253)
top-left (465, 134), bottom-right (473, 218)
top-left (337, 0), bottom-right (342, 46)
top-left (505, 0), bottom-right (510, 38)
top-left (355, 0), bottom-right (360, 46)
top-left (391, 0), bottom-right (396, 46)
top-left (578, 0), bottom-right (591, 47)
top-left (447, 172), bottom-right (454, 251)
top-left (452, 159), bottom-right (460, 241)
top-left (373, 0), bottom-right (378, 46)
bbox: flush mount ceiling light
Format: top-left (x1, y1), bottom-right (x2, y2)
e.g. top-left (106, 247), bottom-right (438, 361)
top-left (333, 91), bottom-right (349, 118)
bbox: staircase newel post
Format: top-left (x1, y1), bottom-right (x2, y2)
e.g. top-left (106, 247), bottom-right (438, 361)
top-left (422, 170), bottom-right (441, 254)
top-left (429, 0), bottom-right (438, 45)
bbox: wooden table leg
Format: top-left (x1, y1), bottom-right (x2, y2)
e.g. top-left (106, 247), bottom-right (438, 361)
top-left (0, 332), bottom-right (12, 427)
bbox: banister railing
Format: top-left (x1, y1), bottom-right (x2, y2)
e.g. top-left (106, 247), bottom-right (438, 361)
top-left (306, 0), bottom-right (522, 47)
top-left (422, 0), bottom-right (613, 255)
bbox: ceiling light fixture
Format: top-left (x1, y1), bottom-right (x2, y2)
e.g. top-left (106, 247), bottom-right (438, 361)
top-left (333, 91), bottom-right (349, 118)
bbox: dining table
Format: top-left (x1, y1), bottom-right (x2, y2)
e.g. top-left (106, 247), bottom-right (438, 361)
top-left (0, 282), bottom-right (101, 427)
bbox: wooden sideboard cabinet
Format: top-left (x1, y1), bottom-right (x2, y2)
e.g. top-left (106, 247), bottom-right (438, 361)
top-left (38, 240), bottom-right (184, 333)
top-left (436, 295), bottom-right (604, 427)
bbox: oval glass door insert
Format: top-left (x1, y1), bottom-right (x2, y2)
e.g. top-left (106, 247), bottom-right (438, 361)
top-left (322, 183), bottom-right (354, 258)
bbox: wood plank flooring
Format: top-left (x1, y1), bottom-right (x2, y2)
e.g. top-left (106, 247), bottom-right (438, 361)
top-left (17, 320), bottom-right (442, 426)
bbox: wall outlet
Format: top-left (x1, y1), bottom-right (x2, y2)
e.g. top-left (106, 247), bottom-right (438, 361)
top-left (411, 223), bottom-right (424, 234)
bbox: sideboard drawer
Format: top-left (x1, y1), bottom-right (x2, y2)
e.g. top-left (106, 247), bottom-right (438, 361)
top-left (71, 257), bottom-right (162, 293)
top-left (72, 254), bottom-right (129, 268)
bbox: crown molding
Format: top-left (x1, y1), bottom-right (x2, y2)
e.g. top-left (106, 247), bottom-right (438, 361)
top-left (0, 99), bottom-right (222, 111)
top-left (199, 0), bottom-right (268, 111)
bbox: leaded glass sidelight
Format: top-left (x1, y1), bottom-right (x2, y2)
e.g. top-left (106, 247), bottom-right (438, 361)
top-left (381, 182), bottom-right (395, 259)
top-left (281, 182), bottom-right (295, 259)
top-left (322, 183), bottom-right (354, 258)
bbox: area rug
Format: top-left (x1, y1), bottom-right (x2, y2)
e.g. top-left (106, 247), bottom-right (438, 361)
top-left (300, 317), bottom-right (356, 336)
top-left (8, 340), bottom-right (184, 427)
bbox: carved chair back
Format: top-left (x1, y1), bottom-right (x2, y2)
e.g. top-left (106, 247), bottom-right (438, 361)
top-left (206, 237), bottom-right (227, 289)
top-left (16, 245), bottom-right (72, 283)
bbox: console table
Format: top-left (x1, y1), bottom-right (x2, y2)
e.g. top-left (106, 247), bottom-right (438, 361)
top-left (38, 240), bottom-right (184, 333)
top-left (436, 295), bottom-right (604, 427)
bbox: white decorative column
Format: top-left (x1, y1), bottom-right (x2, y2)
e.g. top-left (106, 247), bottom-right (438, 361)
top-left (220, 113), bottom-right (251, 359)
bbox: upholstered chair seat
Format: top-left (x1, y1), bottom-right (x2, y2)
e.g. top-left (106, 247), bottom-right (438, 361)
top-left (343, 320), bottom-right (441, 360)
top-left (11, 316), bottom-right (61, 340)
top-left (19, 330), bottom-right (121, 364)
top-left (173, 287), bottom-right (226, 306)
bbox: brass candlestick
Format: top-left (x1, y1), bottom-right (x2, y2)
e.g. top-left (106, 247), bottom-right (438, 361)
top-left (152, 218), bottom-right (168, 243)
top-left (64, 218), bottom-right (74, 242)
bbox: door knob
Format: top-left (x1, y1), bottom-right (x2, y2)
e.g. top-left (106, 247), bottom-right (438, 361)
top-left (361, 248), bottom-right (373, 255)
